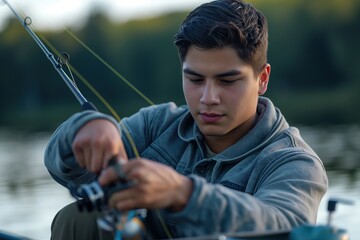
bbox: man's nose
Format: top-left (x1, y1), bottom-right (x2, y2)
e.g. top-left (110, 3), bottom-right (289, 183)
top-left (200, 81), bottom-right (220, 105)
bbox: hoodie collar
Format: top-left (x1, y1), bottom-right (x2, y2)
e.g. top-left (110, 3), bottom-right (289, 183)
top-left (178, 97), bottom-right (288, 160)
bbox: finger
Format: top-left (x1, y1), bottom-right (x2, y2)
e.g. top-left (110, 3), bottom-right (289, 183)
top-left (73, 149), bottom-right (85, 168)
top-left (102, 153), bottom-right (126, 169)
top-left (120, 159), bottom-right (138, 175)
top-left (115, 198), bottom-right (135, 211)
top-left (89, 148), bottom-right (104, 173)
top-left (121, 159), bottom-right (148, 182)
top-left (98, 167), bottom-right (119, 186)
top-left (117, 140), bottom-right (128, 161)
top-left (98, 158), bottom-right (130, 186)
top-left (101, 142), bottom-right (128, 169)
top-left (109, 191), bottom-right (136, 211)
top-left (103, 143), bottom-right (128, 168)
top-left (83, 148), bottom-right (92, 170)
top-left (72, 138), bottom-right (87, 168)
top-left (112, 159), bottom-right (129, 181)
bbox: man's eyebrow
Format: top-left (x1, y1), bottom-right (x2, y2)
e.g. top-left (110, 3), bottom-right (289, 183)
top-left (183, 68), bottom-right (243, 78)
top-left (215, 70), bottom-right (243, 78)
top-left (183, 68), bottom-right (203, 77)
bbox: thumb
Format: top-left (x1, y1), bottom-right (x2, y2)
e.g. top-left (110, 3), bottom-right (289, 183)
top-left (98, 158), bottom-right (127, 186)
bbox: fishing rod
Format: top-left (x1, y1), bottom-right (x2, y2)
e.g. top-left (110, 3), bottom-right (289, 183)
top-left (3, 0), bottom-right (96, 111)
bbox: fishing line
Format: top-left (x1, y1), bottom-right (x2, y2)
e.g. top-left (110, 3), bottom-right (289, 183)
top-left (57, 52), bottom-right (78, 89)
top-left (64, 28), bottom-right (155, 106)
top-left (20, 19), bottom-right (104, 111)
top-left (38, 33), bottom-right (118, 116)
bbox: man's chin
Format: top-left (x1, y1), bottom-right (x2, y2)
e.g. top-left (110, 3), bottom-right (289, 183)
top-left (198, 126), bottom-right (226, 137)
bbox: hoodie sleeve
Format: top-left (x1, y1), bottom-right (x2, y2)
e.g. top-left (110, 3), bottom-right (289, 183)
top-left (161, 152), bottom-right (328, 237)
top-left (44, 110), bottom-right (121, 189)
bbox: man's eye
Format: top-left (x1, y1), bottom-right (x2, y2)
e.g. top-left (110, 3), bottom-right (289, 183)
top-left (189, 78), bottom-right (203, 84)
top-left (220, 79), bottom-right (237, 85)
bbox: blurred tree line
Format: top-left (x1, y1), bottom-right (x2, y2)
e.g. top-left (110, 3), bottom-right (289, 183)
top-left (0, 0), bottom-right (359, 131)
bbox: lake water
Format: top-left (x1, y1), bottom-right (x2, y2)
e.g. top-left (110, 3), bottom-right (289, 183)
top-left (0, 125), bottom-right (359, 239)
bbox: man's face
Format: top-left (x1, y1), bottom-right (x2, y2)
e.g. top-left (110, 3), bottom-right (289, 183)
top-left (182, 46), bottom-right (269, 151)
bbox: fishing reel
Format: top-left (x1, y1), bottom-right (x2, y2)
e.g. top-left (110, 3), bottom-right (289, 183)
top-left (69, 160), bottom-right (150, 239)
top-left (70, 179), bottom-right (132, 212)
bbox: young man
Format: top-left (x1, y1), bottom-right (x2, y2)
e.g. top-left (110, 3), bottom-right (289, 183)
top-left (45, 0), bottom-right (328, 239)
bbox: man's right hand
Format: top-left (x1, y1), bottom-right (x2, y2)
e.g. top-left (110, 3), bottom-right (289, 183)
top-left (72, 119), bottom-right (128, 173)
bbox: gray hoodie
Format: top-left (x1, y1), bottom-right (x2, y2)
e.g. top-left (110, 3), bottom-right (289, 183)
top-left (44, 97), bottom-right (328, 238)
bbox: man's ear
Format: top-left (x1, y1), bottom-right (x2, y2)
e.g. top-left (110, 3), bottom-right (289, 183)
top-left (258, 64), bottom-right (271, 95)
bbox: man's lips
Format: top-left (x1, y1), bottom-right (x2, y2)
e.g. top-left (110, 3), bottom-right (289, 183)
top-left (199, 112), bottom-right (224, 123)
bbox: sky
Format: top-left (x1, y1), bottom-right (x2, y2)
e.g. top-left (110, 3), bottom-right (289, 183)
top-left (0, 0), bottom-right (208, 31)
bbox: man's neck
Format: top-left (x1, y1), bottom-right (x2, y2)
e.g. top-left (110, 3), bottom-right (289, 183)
top-left (204, 113), bottom-right (259, 154)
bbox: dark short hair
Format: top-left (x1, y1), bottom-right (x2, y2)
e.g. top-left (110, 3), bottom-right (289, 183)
top-left (174, 0), bottom-right (268, 74)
